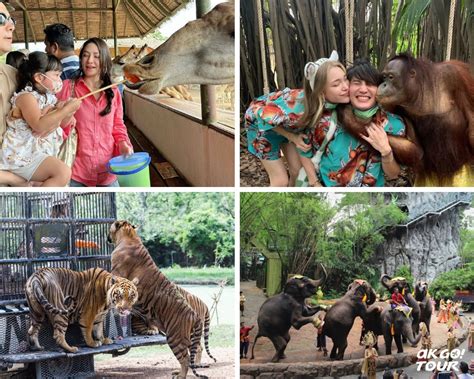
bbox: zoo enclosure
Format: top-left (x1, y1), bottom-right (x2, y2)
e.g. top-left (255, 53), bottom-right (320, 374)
top-left (0, 192), bottom-right (165, 379)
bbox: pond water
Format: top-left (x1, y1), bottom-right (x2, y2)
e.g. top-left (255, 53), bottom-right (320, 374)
top-left (181, 285), bottom-right (235, 326)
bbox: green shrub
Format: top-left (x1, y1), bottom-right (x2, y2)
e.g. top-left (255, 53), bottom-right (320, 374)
top-left (430, 263), bottom-right (474, 300)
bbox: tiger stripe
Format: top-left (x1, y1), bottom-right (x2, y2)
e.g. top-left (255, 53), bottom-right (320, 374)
top-left (109, 220), bottom-right (211, 379)
top-left (25, 267), bottom-right (138, 353)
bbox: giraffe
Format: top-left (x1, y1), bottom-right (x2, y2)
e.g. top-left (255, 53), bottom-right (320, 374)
top-left (111, 45), bottom-right (193, 100)
top-left (122, 1), bottom-right (234, 95)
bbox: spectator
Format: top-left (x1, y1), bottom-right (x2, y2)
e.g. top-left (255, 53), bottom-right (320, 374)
top-left (240, 291), bottom-right (246, 316)
top-left (315, 314), bottom-right (327, 356)
top-left (382, 368), bottom-right (394, 379)
top-left (0, 52), bottom-right (80, 186)
top-left (6, 50), bottom-right (26, 69)
top-left (0, 1), bottom-right (29, 186)
top-left (56, 38), bottom-right (133, 187)
top-left (44, 23), bottom-right (80, 80)
top-left (240, 322), bottom-right (254, 359)
top-left (459, 362), bottom-right (473, 379)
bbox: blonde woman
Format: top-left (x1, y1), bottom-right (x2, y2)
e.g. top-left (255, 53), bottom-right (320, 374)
top-left (244, 52), bottom-right (349, 187)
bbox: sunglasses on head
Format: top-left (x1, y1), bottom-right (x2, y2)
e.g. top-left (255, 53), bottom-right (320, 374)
top-left (0, 12), bottom-right (16, 26)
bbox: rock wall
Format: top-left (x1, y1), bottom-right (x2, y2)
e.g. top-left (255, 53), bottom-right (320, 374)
top-left (376, 193), bottom-right (472, 282)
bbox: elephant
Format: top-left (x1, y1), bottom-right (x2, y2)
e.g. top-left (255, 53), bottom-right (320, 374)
top-left (360, 303), bottom-right (384, 351)
top-left (414, 281), bottom-right (433, 333)
top-left (251, 268), bottom-right (327, 362)
top-left (322, 279), bottom-right (377, 360)
top-left (380, 274), bottom-right (421, 337)
top-left (380, 305), bottom-right (421, 354)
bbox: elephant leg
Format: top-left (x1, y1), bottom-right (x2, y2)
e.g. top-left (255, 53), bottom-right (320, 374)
top-left (279, 332), bottom-right (291, 359)
top-left (384, 333), bottom-right (392, 355)
top-left (394, 333), bottom-right (403, 353)
top-left (329, 343), bottom-right (338, 360)
top-left (336, 340), bottom-right (347, 360)
top-left (269, 335), bottom-right (288, 363)
top-left (402, 335), bottom-right (407, 343)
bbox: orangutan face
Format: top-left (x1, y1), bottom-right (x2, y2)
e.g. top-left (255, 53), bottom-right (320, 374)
top-left (376, 59), bottom-right (412, 109)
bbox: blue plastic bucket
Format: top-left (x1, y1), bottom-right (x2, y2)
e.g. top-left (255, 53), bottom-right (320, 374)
top-left (107, 152), bottom-right (151, 187)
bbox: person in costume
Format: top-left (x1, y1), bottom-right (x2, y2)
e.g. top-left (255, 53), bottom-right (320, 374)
top-left (361, 331), bottom-right (378, 379)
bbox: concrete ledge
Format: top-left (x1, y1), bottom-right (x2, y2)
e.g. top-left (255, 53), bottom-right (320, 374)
top-left (241, 329), bottom-right (468, 378)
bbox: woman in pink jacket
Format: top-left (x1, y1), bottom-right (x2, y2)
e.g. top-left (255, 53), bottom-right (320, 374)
top-left (57, 37), bottom-right (133, 187)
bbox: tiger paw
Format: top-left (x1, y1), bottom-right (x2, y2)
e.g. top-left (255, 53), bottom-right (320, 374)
top-left (67, 346), bottom-right (79, 353)
top-left (86, 341), bottom-right (102, 348)
top-left (30, 344), bottom-right (44, 351)
top-left (102, 337), bottom-right (113, 345)
top-left (146, 328), bottom-right (160, 335)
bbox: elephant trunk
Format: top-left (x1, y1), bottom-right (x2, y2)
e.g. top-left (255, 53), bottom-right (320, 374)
top-left (402, 323), bottom-right (422, 347)
top-left (312, 264), bottom-right (327, 288)
top-left (380, 274), bottom-right (393, 290)
top-left (367, 288), bottom-right (377, 305)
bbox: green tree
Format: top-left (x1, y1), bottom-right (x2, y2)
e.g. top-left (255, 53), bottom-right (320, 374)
top-left (241, 193), bottom-right (407, 294)
top-left (430, 262), bottom-right (474, 300)
top-left (117, 193), bottom-right (234, 267)
top-left (394, 265), bottom-right (415, 288)
top-left (460, 228), bottom-right (474, 264)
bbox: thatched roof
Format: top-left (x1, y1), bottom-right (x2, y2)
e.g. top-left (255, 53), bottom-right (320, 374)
top-left (8, 0), bottom-right (192, 43)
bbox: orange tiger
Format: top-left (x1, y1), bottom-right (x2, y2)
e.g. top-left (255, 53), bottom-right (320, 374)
top-left (25, 267), bottom-right (139, 353)
top-left (108, 220), bottom-right (209, 378)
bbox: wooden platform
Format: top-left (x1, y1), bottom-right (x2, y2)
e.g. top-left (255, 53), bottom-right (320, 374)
top-left (125, 118), bottom-right (188, 187)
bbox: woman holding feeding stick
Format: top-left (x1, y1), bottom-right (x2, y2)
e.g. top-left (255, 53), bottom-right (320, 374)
top-left (57, 38), bottom-right (133, 187)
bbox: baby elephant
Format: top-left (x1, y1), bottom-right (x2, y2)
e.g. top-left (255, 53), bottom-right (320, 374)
top-left (251, 272), bottom-right (326, 362)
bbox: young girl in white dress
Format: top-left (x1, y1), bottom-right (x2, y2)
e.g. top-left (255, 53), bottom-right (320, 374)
top-left (0, 51), bottom-right (81, 186)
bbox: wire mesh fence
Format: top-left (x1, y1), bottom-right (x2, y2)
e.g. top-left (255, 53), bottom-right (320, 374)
top-left (0, 192), bottom-right (116, 303)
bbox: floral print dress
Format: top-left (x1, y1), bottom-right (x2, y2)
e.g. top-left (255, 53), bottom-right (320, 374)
top-left (0, 86), bottom-right (62, 170)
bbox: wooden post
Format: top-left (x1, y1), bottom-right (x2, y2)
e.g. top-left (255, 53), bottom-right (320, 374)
top-left (112, 0), bottom-right (118, 57)
top-left (196, 0), bottom-right (217, 126)
top-left (23, 10), bottom-right (29, 49)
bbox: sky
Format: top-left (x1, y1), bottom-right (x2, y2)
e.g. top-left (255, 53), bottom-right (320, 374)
top-left (12, 0), bottom-right (225, 51)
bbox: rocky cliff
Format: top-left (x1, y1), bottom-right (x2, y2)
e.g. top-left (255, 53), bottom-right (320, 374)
top-left (376, 193), bottom-right (472, 282)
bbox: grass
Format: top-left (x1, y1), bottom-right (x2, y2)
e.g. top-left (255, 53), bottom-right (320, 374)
top-left (94, 324), bottom-right (234, 362)
top-left (162, 266), bottom-right (234, 285)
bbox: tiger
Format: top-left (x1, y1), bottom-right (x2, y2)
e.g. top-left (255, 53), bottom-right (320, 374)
top-left (108, 220), bottom-right (210, 379)
top-left (132, 286), bottom-right (216, 366)
top-left (25, 267), bottom-right (139, 353)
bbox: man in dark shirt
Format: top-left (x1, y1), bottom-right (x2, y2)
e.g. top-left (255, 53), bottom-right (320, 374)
top-left (44, 23), bottom-right (79, 80)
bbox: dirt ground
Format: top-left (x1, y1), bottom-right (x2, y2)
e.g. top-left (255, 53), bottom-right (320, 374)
top-left (94, 347), bottom-right (235, 378)
top-left (240, 144), bottom-right (270, 187)
top-left (240, 281), bottom-right (468, 365)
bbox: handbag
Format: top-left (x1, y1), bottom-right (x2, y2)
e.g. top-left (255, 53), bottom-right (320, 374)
top-left (57, 126), bottom-right (77, 168)
top-left (57, 80), bottom-right (78, 168)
